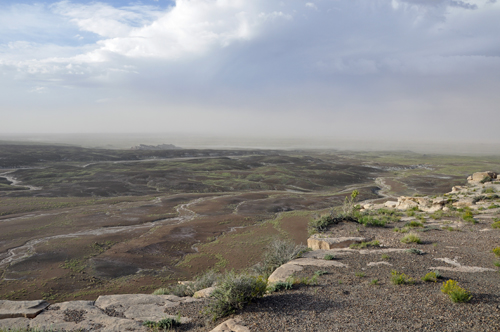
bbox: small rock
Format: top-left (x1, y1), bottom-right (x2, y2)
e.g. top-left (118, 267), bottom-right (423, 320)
top-left (210, 318), bottom-right (250, 332)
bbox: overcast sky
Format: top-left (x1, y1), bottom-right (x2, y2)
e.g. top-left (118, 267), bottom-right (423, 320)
top-left (1, 0), bottom-right (499, 145)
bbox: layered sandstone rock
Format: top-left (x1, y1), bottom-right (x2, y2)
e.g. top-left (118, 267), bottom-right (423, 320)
top-left (308, 235), bottom-right (368, 250)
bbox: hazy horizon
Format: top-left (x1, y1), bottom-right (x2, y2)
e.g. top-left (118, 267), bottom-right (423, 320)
top-left (1, 0), bottom-right (499, 145)
top-left (1, 132), bottom-right (499, 156)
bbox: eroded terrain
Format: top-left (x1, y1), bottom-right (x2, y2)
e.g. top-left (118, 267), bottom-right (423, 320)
top-left (0, 145), bottom-right (498, 303)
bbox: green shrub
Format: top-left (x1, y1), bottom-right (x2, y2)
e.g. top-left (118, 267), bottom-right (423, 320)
top-left (370, 279), bottom-right (379, 285)
top-left (461, 210), bottom-right (476, 223)
top-left (492, 220), bottom-right (500, 229)
top-left (358, 215), bottom-right (388, 227)
top-left (480, 176), bottom-right (492, 184)
top-left (482, 187), bottom-right (496, 194)
top-left (349, 240), bottom-right (380, 249)
top-left (494, 261), bottom-right (500, 267)
top-left (390, 270), bottom-right (415, 285)
top-left (143, 315), bottom-right (181, 330)
top-left (205, 272), bottom-right (267, 321)
top-left (488, 204), bottom-right (500, 209)
top-left (430, 211), bottom-right (444, 220)
top-left (253, 239), bottom-right (306, 277)
top-left (267, 281), bottom-right (293, 293)
top-left (355, 272), bottom-right (366, 278)
top-left (401, 233), bottom-right (422, 244)
top-left (441, 279), bottom-right (472, 303)
top-left (421, 271), bottom-right (438, 282)
top-left (492, 247), bottom-right (500, 257)
top-left (393, 227), bottom-right (409, 233)
top-left (381, 254), bottom-right (390, 260)
top-left (404, 221), bottom-right (423, 228)
top-left (323, 254), bottom-right (335, 260)
top-left (308, 215), bottom-right (337, 234)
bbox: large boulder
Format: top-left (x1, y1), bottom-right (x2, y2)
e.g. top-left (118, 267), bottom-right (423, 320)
top-left (308, 235), bottom-right (368, 250)
top-left (395, 196), bottom-right (445, 212)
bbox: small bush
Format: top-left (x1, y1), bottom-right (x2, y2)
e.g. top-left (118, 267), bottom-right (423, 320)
top-left (480, 176), bottom-right (492, 184)
top-left (488, 204), bottom-right (500, 209)
top-left (253, 239), bottom-right (306, 277)
top-left (381, 254), bottom-right (390, 260)
top-left (494, 261), bottom-right (500, 267)
top-left (401, 233), bottom-right (422, 244)
top-left (370, 279), bottom-right (379, 285)
top-left (358, 215), bottom-right (387, 227)
top-left (143, 316), bottom-right (181, 330)
top-left (430, 210), bottom-right (444, 220)
top-left (355, 272), bottom-right (366, 278)
top-left (308, 215), bottom-right (337, 234)
top-left (349, 240), bottom-right (380, 249)
top-left (492, 220), bottom-right (500, 229)
top-left (267, 281), bottom-right (293, 293)
top-left (441, 279), bottom-right (472, 303)
top-left (492, 247), bottom-right (500, 257)
top-left (461, 210), bottom-right (476, 223)
top-left (404, 221), bottom-right (423, 228)
top-left (406, 210), bottom-right (416, 217)
top-left (393, 227), bottom-right (409, 233)
top-left (421, 271), bottom-right (438, 282)
top-left (205, 272), bottom-right (267, 321)
top-left (323, 254), bottom-right (335, 260)
top-left (390, 270), bottom-right (415, 285)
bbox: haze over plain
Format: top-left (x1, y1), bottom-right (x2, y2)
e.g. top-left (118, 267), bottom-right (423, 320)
top-left (1, 0), bottom-right (499, 148)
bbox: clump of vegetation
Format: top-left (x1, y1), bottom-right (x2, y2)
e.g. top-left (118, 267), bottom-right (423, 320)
top-left (405, 248), bottom-right (423, 255)
top-left (482, 187), bottom-right (496, 194)
top-left (441, 279), bottom-right (472, 303)
top-left (357, 215), bottom-right (387, 227)
top-left (349, 240), bottom-right (380, 249)
top-left (381, 254), bottom-right (390, 260)
top-left (442, 226), bottom-right (460, 232)
top-left (393, 227), bottom-right (409, 233)
top-left (492, 218), bottom-right (500, 229)
top-left (401, 233), bottom-right (422, 244)
top-left (267, 281), bottom-right (293, 293)
top-left (153, 270), bottom-right (219, 297)
top-left (430, 210), bottom-right (444, 220)
top-left (253, 239), bottom-right (306, 277)
top-left (492, 247), bottom-right (500, 257)
top-left (323, 254), bottom-right (335, 260)
top-left (308, 215), bottom-right (337, 234)
top-left (143, 316), bottom-right (181, 330)
top-left (421, 271), bottom-right (440, 282)
top-left (488, 204), bottom-right (500, 209)
top-left (204, 271), bottom-right (267, 321)
top-left (355, 272), bottom-right (366, 278)
top-left (480, 176), bottom-right (492, 184)
top-left (370, 279), bottom-right (379, 285)
top-left (461, 210), bottom-right (476, 223)
top-left (404, 221), bottom-right (423, 228)
top-left (314, 270), bottom-right (328, 276)
top-left (390, 270), bottom-right (415, 285)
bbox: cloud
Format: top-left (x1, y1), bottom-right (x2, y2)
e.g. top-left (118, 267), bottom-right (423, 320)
top-left (1, 0), bottom-right (500, 142)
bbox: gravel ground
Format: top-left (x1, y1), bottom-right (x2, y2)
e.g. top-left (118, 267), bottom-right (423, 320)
top-left (163, 216), bottom-right (500, 331)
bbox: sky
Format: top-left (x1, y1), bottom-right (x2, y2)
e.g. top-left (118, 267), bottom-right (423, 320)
top-left (1, 0), bottom-right (500, 146)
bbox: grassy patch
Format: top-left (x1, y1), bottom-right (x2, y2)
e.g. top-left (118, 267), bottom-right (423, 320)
top-left (421, 271), bottom-right (440, 282)
top-left (404, 221), bottom-right (424, 228)
top-left (323, 254), bottom-right (335, 260)
top-left (355, 272), bottom-right (366, 278)
top-left (143, 316), bottom-right (181, 330)
top-left (267, 281), bottom-right (293, 293)
top-left (492, 247), bottom-right (500, 257)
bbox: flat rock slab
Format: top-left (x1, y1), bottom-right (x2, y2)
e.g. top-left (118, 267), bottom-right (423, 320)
top-left (359, 248), bottom-right (410, 255)
top-left (95, 294), bottom-right (195, 322)
top-left (0, 317), bottom-right (30, 329)
top-left (430, 258), bottom-right (496, 273)
top-left (268, 264), bottom-right (303, 283)
top-left (30, 300), bottom-right (148, 332)
top-left (308, 235), bottom-right (368, 250)
top-left (210, 318), bottom-right (250, 332)
top-left (0, 300), bottom-right (49, 319)
top-left (367, 261), bottom-right (392, 267)
top-left (301, 249), bottom-right (353, 259)
top-left (290, 258), bottom-right (348, 268)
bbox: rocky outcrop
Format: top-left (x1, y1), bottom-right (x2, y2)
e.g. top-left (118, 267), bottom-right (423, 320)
top-left (467, 171), bottom-right (498, 183)
top-left (268, 258), bottom-right (347, 283)
top-left (395, 196), bottom-right (447, 212)
top-left (307, 235), bottom-right (368, 250)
